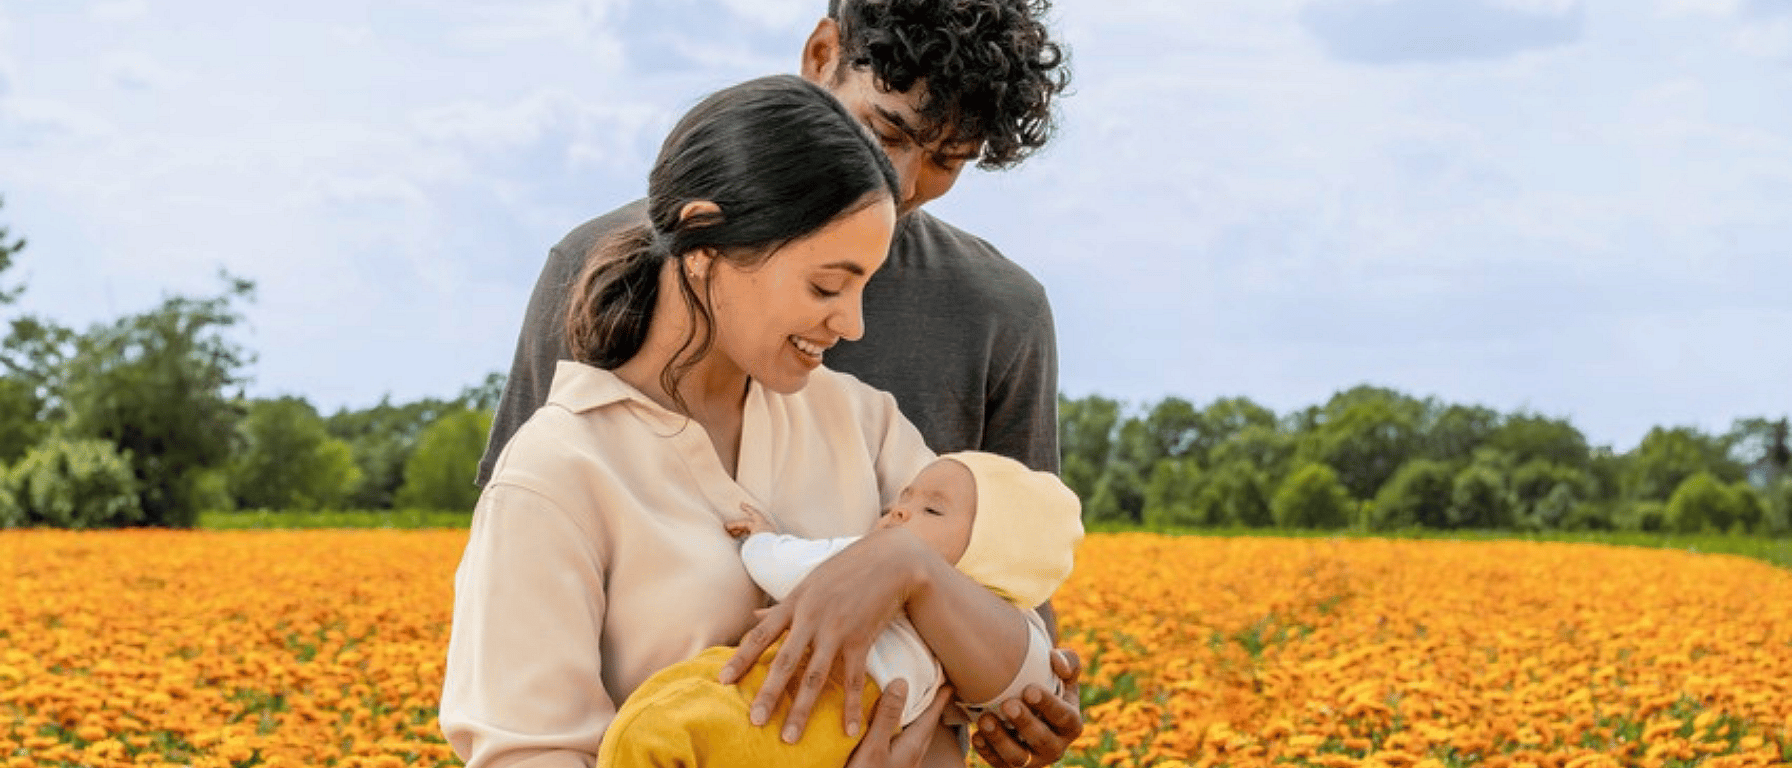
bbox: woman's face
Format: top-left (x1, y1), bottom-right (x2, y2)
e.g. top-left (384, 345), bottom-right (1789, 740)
top-left (701, 196), bottom-right (897, 394)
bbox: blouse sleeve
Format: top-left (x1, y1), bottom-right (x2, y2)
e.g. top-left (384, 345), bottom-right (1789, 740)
top-left (439, 484), bottom-right (613, 768)
top-left (863, 386), bottom-right (937, 508)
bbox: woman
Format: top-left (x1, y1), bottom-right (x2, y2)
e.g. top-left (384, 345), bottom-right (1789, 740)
top-left (439, 75), bottom-right (1052, 768)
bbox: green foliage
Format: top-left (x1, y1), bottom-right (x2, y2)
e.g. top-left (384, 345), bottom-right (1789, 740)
top-left (0, 375), bottom-right (45, 464)
top-left (1419, 404), bottom-right (1499, 465)
top-left (1300, 385), bottom-right (1424, 500)
top-left (1731, 481), bottom-right (1765, 533)
top-left (1486, 413), bottom-right (1591, 469)
top-left (1142, 457), bottom-right (1205, 528)
top-left (60, 273), bottom-right (255, 527)
top-left (1764, 477), bottom-right (1792, 535)
top-left (0, 195), bottom-right (25, 306)
top-left (3, 436), bottom-right (142, 529)
top-left (1369, 458), bottom-right (1454, 530)
top-left (1448, 459), bottom-right (1514, 529)
top-left (1665, 472), bottom-right (1751, 534)
top-left (1271, 462), bottom-right (1354, 529)
top-left (394, 408), bottom-right (492, 512)
top-left (1209, 423), bottom-right (1295, 487)
top-left (230, 396), bottom-right (362, 510)
top-left (1059, 394), bottom-right (1122, 502)
top-left (1206, 459), bottom-right (1274, 527)
top-left (1622, 426), bottom-right (1742, 502)
top-left (1509, 460), bottom-right (1592, 529)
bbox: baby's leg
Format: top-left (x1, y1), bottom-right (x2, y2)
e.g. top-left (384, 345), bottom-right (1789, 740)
top-left (596, 645), bottom-right (880, 768)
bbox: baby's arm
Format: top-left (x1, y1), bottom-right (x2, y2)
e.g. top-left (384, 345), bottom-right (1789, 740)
top-left (738, 532), bottom-right (860, 602)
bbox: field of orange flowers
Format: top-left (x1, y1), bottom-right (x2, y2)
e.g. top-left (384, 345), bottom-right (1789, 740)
top-left (3, 530), bottom-right (1790, 768)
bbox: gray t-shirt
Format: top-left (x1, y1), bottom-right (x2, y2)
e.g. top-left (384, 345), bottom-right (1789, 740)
top-left (477, 201), bottom-right (1060, 486)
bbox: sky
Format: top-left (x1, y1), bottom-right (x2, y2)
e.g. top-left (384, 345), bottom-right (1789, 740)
top-left (2, 0), bottom-right (1789, 453)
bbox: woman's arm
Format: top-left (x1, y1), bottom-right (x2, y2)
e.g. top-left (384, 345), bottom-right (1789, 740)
top-left (720, 527), bottom-right (1033, 742)
top-left (440, 485), bottom-right (614, 768)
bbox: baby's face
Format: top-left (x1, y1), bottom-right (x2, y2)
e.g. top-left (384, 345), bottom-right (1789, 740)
top-left (874, 458), bottom-right (977, 564)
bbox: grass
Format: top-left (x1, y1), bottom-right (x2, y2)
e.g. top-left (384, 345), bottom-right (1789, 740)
top-left (194, 511), bottom-right (1792, 569)
top-left (197, 508), bottom-right (471, 530)
top-left (1086, 521), bottom-right (1792, 570)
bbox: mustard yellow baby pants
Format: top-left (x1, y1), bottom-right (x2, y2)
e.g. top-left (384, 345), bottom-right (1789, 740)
top-left (597, 645), bottom-right (882, 768)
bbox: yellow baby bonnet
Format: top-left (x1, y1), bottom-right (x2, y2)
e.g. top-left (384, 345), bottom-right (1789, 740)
top-left (940, 451), bottom-right (1084, 609)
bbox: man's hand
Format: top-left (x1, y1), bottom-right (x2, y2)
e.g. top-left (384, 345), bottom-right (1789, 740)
top-left (970, 649), bottom-right (1084, 768)
top-left (843, 680), bottom-right (954, 768)
top-left (720, 528), bottom-right (926, 742)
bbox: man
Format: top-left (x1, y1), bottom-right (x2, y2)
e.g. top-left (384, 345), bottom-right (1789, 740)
top-left (480, 1), bottom-right (1076, 765)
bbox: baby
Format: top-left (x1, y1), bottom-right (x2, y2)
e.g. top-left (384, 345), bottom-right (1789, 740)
top-left (596, 451), bottom-right (1084, 768)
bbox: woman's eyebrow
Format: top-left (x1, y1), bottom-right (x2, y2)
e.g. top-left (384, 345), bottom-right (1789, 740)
top-left (818, 261), bottom-right (867, 276)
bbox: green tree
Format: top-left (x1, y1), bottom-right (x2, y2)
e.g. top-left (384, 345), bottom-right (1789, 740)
top-left (1486, 413), bottom-right (1591, 470)
top-left (0, 196), bottom-right (24, 306)
top-left (1271, 462), bottom-right (1354, 529)
top-left (1195, 397), bottom-right (1277, 459)
top-left (1205, 459), bottom-right (1273, 527)
top-left (1142, 457), bottom-right (1205, 528)
top-left (230, 396), bottom-right (361, 510)
top-left (1209, 423), bottom-right (1297, 485)
top-left (1621, 426), bottom-right (1741, 501)
top-left (326, 395), bottom-right (462, 509)
top-left (4, 436), bottom-right (142, 529)
top-left (0, 377), bottom-right (44, 465)
top-left (1764, 476), bottom-right (1792, 535)
top-left (1369, 459), bottom-right (1455, 530)
top-left (1509, 460), bottom-right (1592, 530)
top-left (1299, 385), bottom-right (1424, 500)
top-left (60, 274), bottom-right (255, 527)
top-left (1417, 403), bottom-right (1500, 466)
top-left (1728, 416), bottom-right (1790, 483)
top-left (1730, 481), bottom-right (1765, 533)
top-left (395, 408), bottom-right (492, 511)
top-left (1665, 471), bottom-right (1736, 533)
top-left (1448, 458), bottom-right (1514, 530)
top-left (1058, 394), bottom-right (1122, 502)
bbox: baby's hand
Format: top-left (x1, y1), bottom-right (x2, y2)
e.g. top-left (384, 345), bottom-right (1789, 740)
top-left (725, 503), bottom-right (775, 538)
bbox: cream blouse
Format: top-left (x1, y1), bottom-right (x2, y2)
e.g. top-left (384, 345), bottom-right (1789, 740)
top-left (439, 361), bottom-right (935, 768)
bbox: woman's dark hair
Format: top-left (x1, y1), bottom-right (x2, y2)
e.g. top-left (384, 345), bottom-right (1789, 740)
top-left (567, 74), bottom-right (899, 413)
top-left (827, 0), bottom-right (1070, 170)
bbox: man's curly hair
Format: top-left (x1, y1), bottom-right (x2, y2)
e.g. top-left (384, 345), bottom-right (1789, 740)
top-left (828, 0), bottom-right (1070, 170)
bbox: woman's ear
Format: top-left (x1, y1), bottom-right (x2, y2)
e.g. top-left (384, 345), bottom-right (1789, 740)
top-left (799, 17), bottom-right (842, 84)
top-left (683, 250), bottom-right (713, 282)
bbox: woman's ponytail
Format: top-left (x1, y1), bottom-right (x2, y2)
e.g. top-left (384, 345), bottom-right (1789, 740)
top-left (565, 224), bottom-right (666, 369)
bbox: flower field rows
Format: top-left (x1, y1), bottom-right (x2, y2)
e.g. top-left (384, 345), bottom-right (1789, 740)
top-left (3, 530), bottom-right (1791, 767)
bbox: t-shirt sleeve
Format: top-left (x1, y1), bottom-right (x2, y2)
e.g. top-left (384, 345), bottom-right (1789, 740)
top-left (982, 289), bottom-right (1061, 474)
top-left (439, 484), bottom-right (613, 768)
top-left (738, 533), bottom-right (858, 602)
top-left (478, 243), bottom-right (581, 487)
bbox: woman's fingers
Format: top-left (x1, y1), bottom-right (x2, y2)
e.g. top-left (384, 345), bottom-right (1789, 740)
top-left (776, 629), bottom-right (842, 742)
top-left (839, 652), bottom-right (868, 738)
top-left (748, 622), bottom-right (814, 726)
top-left (720, 601), bottom-right (792, 685)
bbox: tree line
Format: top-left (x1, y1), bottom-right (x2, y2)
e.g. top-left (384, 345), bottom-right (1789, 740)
top-left (0, 199), bottom-right (498, 528)
top-left (1061, 388), bottom-right (1792, 535)
top-left (4, 199), bottom-right (1789, 532)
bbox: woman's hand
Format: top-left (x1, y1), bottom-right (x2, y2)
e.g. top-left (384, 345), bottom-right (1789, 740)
top-left (720, 528), bottom-right (928, 742)
top-left (843, 680), bottom-right (954, 768)
top-left (970, 649), bottom-right (1085, 768)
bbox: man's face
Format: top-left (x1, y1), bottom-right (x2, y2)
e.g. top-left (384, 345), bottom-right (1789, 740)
top-left (825, 66), bottom-right (981, 217)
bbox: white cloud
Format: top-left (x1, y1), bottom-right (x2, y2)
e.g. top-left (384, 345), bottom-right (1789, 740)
top-left (715, 0), bottom-right (814, 30)
top-left (1736, 15), bottom-right (1792, 56)
top-left (88, 0), bottom-right (148, 23)
top-left (1657, 0), bottom-right (1741, 17)
top-left (102, 51), bottom-right (184, 91)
